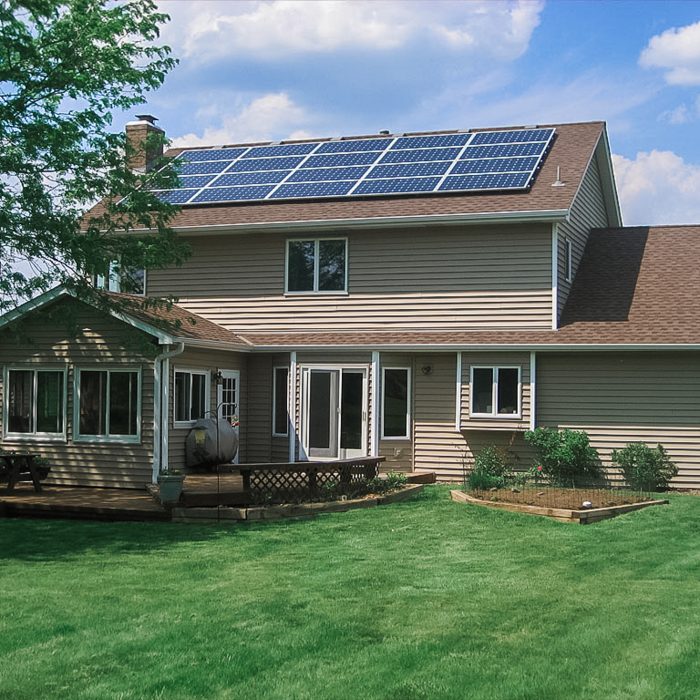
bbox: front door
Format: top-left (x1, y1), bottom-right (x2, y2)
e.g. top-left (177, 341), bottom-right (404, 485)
top-left (217, 370), bottom-right (240, 464)
top-left (303, 367), bottom-right (367, 460)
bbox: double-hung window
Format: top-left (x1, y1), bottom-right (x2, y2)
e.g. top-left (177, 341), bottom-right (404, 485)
top-left (76, 369), bottom-right (140, 441)
top-left (470, 367), bottom-right (521, 418)
top-left (272, 367), bottom-right (289, 437)
top-left (286, 238), bottom-right (347, 293)
top-left (381, 367), bottom-right (411, 439)
top-left (4, 368), bottom-right (66, 438)
top-left (174, 370), bottom-right (209, 425)
top-left (93, 262), bottom-right (146, 295)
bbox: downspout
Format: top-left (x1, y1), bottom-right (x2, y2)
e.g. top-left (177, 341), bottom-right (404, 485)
top-left (152, 342), bottom-right (185, 483)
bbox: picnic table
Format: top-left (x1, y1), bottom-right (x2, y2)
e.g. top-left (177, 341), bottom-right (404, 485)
top-left (0, 452), bottom-right (49, 493)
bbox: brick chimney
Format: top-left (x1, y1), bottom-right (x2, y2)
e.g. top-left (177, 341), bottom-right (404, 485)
top-left (125, 114), bottom-right (164, 172)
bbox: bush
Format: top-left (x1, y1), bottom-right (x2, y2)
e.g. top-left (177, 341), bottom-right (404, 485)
top-left (524, 428), bottom-right (601, 486)
top-left (467, 445), bottom-right (512, 491)
top-left (612, 443), bottom-right (678, 491)
top-left (367, 471), bottom-right (408, 494)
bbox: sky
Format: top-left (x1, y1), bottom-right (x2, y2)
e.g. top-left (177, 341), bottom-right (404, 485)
top-left (122, 1), bottom-right (700, 226)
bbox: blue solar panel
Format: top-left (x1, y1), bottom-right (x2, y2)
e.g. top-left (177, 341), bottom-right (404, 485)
top-left (229, 156), bottom-right (305, 172)
top-left (154, 189), bottom-right (199, 204)
top-left (243, 143), bottom-right (318, 158)
top-left (451, 156), bottom-right (539, 175)
top-left (460, 142), bottom-right (546, 159)
top-left (178, 174), bottom-right (218, 189)
top-left (210, 170), bottom-right (290, 187)
top-left (270, 181), bottom-right (356, 199)
top-left (153, 125), bottom-right (555, 204)
top-left (178, 148), bottom-right (247, 162)
top-left (391, 134), bottom-right (470, 149)
top-left (379, 147), bottom-right (462, 164)
top-left (191, 185), bottom-right (276, 203)
top-left (368, 162), bottom-right (451, 179)
top-left (315, 138), bottom-right (393, 153)
top-left (304, 152), bottom-right (381, 168)
top-left (177, 160), bottom-right (231, 176)
top-left (470, 128), bottom-right (554, 145)
top-left (287, 166), bottom-right (369, 183)
top-left (439, 172), bottom-right (531, 191)
top-left (354, 177), bottom-right (441, 195)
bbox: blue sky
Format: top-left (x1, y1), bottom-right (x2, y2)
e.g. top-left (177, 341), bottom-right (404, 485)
top-left (121, 0), bottom-right (700, 226)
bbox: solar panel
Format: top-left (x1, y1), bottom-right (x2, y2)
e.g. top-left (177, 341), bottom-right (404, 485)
top-left (151, 126), bottom-right (555, 205)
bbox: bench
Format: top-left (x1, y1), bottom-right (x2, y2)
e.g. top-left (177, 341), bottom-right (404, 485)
top-left (0, 452), bottom-right (50, 493)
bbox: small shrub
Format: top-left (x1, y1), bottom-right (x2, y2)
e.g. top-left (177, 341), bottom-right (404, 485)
top-left (524, 427), bottom-right (601, 486)
top-left (367, 471), bottom-right (408, 494)
top-left (467, 445), bottom-right (512, 491)
top-left (612, 443), bottom-right (678, 491)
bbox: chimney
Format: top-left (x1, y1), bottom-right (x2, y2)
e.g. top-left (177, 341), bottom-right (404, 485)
top-left (125, 114), bottom-right (164, 172)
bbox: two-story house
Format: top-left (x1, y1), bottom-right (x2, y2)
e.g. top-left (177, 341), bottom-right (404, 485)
top-left (2, 118), bottom-right (699, 490)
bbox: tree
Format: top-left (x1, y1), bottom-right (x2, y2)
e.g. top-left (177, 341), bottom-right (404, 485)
top-left (0, 0), bottom-right (189, 313)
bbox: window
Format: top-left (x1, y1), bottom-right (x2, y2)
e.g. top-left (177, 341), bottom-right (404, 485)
top-left (5, 368), bottom-right (65, 437)
top-left (286, 238), bottom-right (347, 293)
top-left (272, 367), bottom-right (289, 436)
top-left (93, 263), bottom-right (146, 295)
top-left (174, 370), bottom-right (209, 425)
top-left (565, 238), bottom-right (573, 283)
top-left (76, 369), bottom-right (140, 440)
top-left (471, 367), bottom-right (520, 417)
top-left (382, 367), bottom-right (410, 439)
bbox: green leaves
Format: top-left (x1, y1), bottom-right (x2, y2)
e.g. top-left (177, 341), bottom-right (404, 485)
top-left (0, 0), bottom-right (185, 310)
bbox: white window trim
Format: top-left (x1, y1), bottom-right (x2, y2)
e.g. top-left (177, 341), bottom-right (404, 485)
top-left (381, 366), bottom-right (411, 440)
top-left (73, 367), bottom-right (142, 444)
top-left (564, 237), bottom-right (573, 283)
top-left (272, 366), bottom-right (289, 437)
top-left (469, 365), bottom-right (522, 419)
top-left (284, 237), bottom-right (348, 295)
top-left (2, 366), bottom-right (68, 442)
top-left (173, 368), bottom-right (211, 428)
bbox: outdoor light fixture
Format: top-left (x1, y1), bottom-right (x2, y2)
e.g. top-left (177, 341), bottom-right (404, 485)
top-left (421, 365), bottom-right (433, 376)
top-left (214, 369), bottom-right (223, 385)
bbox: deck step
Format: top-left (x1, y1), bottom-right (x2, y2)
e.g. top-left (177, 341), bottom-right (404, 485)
top-left (406, 471), bottom-right (437, 484)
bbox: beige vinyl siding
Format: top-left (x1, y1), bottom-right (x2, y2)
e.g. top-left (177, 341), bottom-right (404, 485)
top-left (413, 353), bottom-right (465, 480)
top-left (557, 146), bottom-right (609, 318)
top-left (537, 352), bottom-right (700, 489)
top-left (460, 351), bottom-right (531, 430)
top-left (147, 224), bottom-right (553, 331)
top-left (167, 347), bottom-right (246, 471)
top-left (378, 353), bottom-right (413, 472)
top-left (0, 299), bottom-right (155, 489)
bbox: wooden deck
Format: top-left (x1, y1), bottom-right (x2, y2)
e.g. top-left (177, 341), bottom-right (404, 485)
top-left (0, 483), bottom-right (169, 522)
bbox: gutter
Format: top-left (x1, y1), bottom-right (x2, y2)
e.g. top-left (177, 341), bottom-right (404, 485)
top-left (152, 341), bottom-right (185, 483)
top-left (126, 209), bottom-right (571, 237)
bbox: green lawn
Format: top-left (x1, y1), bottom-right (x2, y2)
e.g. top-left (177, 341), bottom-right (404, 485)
top-left (1, 487), bottom-right (699, 700)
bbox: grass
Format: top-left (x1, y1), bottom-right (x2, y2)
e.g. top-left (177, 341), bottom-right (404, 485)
top-left (0, 486), bottom-right (699, 700)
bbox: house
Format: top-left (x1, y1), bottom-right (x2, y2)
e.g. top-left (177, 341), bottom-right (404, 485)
top-left (1, 117), bottom-right (699, 490)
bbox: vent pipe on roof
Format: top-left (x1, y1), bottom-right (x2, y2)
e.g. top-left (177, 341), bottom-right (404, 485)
top-left (125, 114), bottom-right (165, 172)
top-left (379, 130), bottom-right (390, 135)
top-left (552, 166), bottom-right (566, 187)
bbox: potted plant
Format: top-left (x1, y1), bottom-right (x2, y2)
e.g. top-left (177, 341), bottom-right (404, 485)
top-left (157, 468), bottom-right (185, 504)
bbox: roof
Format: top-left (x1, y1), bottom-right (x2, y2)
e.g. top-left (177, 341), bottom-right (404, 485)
top-left (0, 287), bottom-right (250, 349)
top-left (85, 121), bottom-right (620, 231)
top-left (238, 227), bottom-right (700, 349)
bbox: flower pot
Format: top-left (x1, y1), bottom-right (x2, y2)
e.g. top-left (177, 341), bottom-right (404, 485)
top-left (157, 473), bottom-right (184, 504)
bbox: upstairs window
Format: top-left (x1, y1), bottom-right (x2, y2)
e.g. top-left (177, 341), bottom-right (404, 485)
top-left (5, 369), bottom-right (65, 437)
top-left (93, 262), bottom-right (146, 295)
top-left (564, 238), bottom-right (573, 283)
top-left (286, 238), bottom-right (347, 293)
top-left (471, 367), bottom-right (520, 417)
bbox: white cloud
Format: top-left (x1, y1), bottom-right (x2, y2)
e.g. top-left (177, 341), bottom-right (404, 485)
top-left (640, 21), bottom-right (700, 86)
top-left (171, 92), bottom-right (313, 147)
top-left (613, 150), bottom-right (700, 226)
top-left (158, 0), bottom-right (543, 62)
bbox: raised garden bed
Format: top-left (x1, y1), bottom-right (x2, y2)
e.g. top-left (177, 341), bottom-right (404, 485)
top-left (172, 483), bottom-right (424, 523)
top-left (451, 488), bottom-right (668, 524)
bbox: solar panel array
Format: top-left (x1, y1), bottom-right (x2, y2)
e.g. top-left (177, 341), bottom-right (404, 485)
top-left (153, 128), bottom-right (555, 206)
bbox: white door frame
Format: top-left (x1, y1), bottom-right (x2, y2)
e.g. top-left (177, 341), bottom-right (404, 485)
top-left (217, 369), bottom-right (240, 464)
top-left (300, 363), bottom-right (369, 461)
